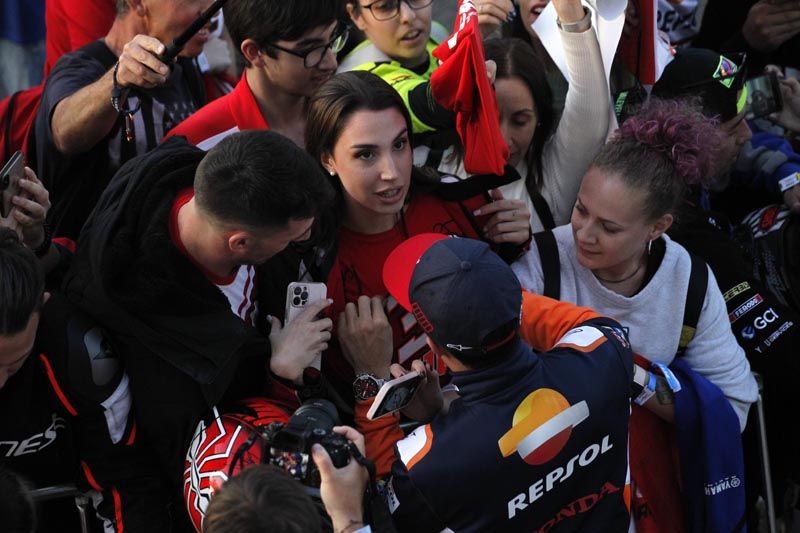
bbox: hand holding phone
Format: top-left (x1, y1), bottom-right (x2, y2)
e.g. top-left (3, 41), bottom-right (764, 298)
top-left (269, 296), bottom-right (333, 383)
top-left (746, 71), bottom-right (784, 119)
top-left (0, 151), bottom-right (25, 220)
top-left (282, 282), bottom-right (329, 370)
top-left (367, 371), bottom-right (425, 420)
top-left (0, 151), bottom-right (25, 235)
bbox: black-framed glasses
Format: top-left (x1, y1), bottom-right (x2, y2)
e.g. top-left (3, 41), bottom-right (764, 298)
top-left (361, 0), bottom-right (434, 21)
top-left (268, 25), bottom-right (350, 68)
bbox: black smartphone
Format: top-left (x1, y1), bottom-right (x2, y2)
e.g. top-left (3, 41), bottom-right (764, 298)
top-left (0, 151), bottom-right (25, 219)
top-left (746, 72), bottom-right (784, 120)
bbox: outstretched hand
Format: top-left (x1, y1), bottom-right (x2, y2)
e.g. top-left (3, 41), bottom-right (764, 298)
top-left (552, 0), bottom-right (588, 25)
top-left (475, 0), bottom-right (516, 38)
top-left (742, 0), bottom-right (800, 53)
top-left (338, 296), bottom-right (393, 379)
top-left (474, 188), bottom-right (531, 245)
top-left (116, 35), bottom-right (171, 90)
top-left (390, 359), bottom-right (444, 423)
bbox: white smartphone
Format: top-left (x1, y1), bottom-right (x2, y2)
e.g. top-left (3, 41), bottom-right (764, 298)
top-left (367, 371), bottom-right (424, 421)
top-left (284, 282), bottom-right (328, 370)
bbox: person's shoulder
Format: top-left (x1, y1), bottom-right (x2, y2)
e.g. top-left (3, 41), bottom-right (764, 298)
top-left (339, 40), bottom-right (392, 72)
top-left (37, 294), bottom-right (125, 407)
top-left (54, 40), bottom-right (113, 71)
top-left (660, 233), bottom-right (694, 275)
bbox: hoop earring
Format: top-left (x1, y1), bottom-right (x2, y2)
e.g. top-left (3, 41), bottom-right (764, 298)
top-left (647, 240), bottom-right (653, 255)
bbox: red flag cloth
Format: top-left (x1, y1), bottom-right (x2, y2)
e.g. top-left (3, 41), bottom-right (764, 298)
top-left (430, 0), bottom-right (508, 176)
top-left (617, 0), bottom-right (658, 84)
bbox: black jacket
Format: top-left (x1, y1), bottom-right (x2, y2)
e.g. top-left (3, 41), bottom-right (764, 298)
top-left (668, 197), bottom-right (800, 494)
top-left (62, 139), bottom-right (287, 523)
top-left (0, 293), bottom-right (171, 531)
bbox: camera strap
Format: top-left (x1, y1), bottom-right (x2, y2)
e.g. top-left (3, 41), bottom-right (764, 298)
top-left (348, 444), bottom-right (398, 532)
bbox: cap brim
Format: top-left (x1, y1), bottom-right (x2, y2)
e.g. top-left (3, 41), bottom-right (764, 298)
top-left (383, 233), bottom-right (450, 311)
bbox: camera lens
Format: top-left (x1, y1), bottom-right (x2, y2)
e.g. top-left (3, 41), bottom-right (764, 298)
top-left (293, 297), bottom-right (301, 305)
top-left (301, 291), bottom-right (308, 300)
top-left (294, 286), bottom-right (303, 295)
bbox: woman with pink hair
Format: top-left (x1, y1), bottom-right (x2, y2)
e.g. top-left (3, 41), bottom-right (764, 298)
top-left (512, 98), bottom-right (758, 429)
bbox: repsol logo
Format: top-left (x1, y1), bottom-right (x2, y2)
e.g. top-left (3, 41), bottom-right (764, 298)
top-left (507, 435), bottom-right (613, 519)
top-left (754, 308), bottom-right (779, 330)
top-left (0, 414), bottom-right (66, 458)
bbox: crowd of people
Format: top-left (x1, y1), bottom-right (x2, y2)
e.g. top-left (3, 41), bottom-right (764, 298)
top-left (2, 0), bottom-right (800, 532)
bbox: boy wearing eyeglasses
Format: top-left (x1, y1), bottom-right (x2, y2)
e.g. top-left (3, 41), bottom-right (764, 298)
top-left (167, 0), bottom-right (348, 151)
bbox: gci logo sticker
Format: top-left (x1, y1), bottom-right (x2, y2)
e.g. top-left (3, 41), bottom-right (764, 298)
top-left (741, 327), bottom-right (755, 340)
top-left (754, 308), bottom-right (779, 330)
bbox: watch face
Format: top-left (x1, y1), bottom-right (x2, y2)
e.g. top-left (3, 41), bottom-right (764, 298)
top-left (354, 375), bottom-right (381, 399)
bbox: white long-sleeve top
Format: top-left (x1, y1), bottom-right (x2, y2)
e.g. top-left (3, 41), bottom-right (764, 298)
top-left (512, 224), bottom-right (759, 430)
top-left (415, 26), bottom-right (611, 233)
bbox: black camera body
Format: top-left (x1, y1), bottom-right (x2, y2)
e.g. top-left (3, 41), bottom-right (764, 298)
top-left (261, 398), bottom-right (353, 487)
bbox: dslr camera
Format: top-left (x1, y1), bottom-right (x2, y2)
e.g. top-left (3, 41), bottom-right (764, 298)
top-left (261, 398), bottom-right (355, 487)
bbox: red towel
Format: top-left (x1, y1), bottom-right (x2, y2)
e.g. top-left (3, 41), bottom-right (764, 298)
top-left (430, 0), bottom-right (508, 176)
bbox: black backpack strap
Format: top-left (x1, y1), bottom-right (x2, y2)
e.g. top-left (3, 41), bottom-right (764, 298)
top-left (530, 192), bottom-right (556, 231)
top-left (533, 230), bottom-right (560, 300)
top-left (677, 253), bottom-right (709, 357)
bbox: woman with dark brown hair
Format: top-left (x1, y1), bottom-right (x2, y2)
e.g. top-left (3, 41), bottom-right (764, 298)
top-left (302, 70), bottom-right (531, 401)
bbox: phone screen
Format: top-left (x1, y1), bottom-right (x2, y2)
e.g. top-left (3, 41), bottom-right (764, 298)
top-left (368, 372), bottom-right (424, 420)
top-left (746, 73), bottom-right (783, 120)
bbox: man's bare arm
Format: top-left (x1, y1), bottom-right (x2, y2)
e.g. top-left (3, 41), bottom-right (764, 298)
top-left (50, 35), bottom-right (170, 155)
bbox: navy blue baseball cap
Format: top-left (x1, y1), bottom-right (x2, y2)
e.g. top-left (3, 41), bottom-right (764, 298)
top-left (383, 234), bottom-right (522, 358)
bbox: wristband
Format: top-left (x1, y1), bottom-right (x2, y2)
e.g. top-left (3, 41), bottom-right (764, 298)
top-left (633, 371), bottom-right (657, 406)
top-left (651, 362), bottom-right (681, 393)
top-left (779, 172), bottom-right (800, 193)
top-left (110, 61), bottom-right (142, 143)
top-left (557, 8), bottom-right (592, 33)
top-left (631, 363), bottom-right (648, 397)
top-left (32, 222), bottom-right (52, 258)
top-left (110, 62), bottom-right (142, 115)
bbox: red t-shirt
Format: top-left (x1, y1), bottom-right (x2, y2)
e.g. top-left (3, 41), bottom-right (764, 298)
top-left (323, 192), bottom-right (491, 394)
top-left (166, 74), bottom-right (269, 150)
top-left (45, 0), bottom-right (115, 76)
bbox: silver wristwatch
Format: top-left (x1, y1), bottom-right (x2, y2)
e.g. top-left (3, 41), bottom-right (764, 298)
top-left (557, 8), bottom-right (592, 33)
